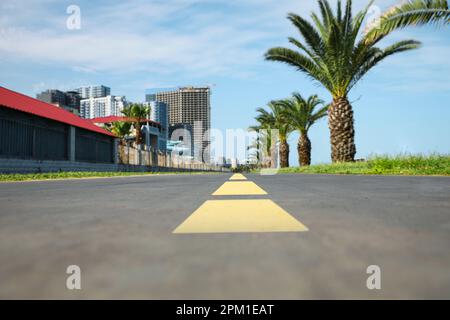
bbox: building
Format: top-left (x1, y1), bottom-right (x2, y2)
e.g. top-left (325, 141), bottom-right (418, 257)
top-left (76, 85), bottom-right (110, 99)
top-left (90, 116), bottom-right (166, 152)
top-left (148, 87), bottom-right (211, 162)
top-left (168, 123), bottom-right (194, 158)
top-left (145, 96), bottom-right (168, 129)
top-left (144, 96), bottom-right (168, 143)
top-left (65, 91), bottom-right (81, 111)
top-left (146, 101), bottom-right (168, 151)
top-left (80, 95), bottom-right (127, 119)
top-left (36, 89), bottom-right (81, 115)
top-left (0, 86), bottom-right (116, 169)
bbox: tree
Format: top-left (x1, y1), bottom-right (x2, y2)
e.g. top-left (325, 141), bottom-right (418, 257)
top-left (365, 0), bottom-right (449, 43)
top-left (265, 0), bottom-right (421, 162)
top-left (255, 101), bottom-right (293, 168)
top-left (121, 103), bottom-right (150, 145)
top-left (248, 124), bottom-right (274, 168)
top-left (281, 93), bottom-right (328, 166)
top-left (109, 121), bottom-right (132, 145)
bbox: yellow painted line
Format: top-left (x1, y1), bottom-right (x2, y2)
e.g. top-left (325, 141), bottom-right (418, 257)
top-left (212, 181), bottom-right (267, 196)
top-left (229, 173), bottom-right (247, 180)
top-left (173, 199), bottom-right (308, 234)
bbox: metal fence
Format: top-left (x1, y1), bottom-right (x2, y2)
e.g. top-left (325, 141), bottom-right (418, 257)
top-left (0, 107), bottom-right (68, 160)
top-left (118, 143), bottom-right (225, 171)
top-left (75, 128), bottom-right (114, 163)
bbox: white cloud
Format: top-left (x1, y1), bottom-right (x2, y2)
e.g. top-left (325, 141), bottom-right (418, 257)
top-left (0, 0), bottom-right (448, 84)
top-left (0, 0), bottom-right (311, 77)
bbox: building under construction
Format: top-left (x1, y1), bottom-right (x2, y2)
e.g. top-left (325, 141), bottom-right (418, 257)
top-left (147, 87), bottom-right (211, 162)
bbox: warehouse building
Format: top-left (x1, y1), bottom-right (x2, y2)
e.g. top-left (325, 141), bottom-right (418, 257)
top-left (0, 86), bottom-right (117, 170)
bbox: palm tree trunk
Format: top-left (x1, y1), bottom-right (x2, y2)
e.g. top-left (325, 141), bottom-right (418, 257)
top-left (328, 97), bottom-right (356, 162)
top-left (279, 140), bottom-right (289, 168)
top-left (298, 133), bottom-right (311, 166)
top-left (135, 123), bottom-right (142, 145)
top-left (270, 142), bottom-right (277, 169)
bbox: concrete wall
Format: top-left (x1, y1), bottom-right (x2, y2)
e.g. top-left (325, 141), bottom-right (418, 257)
top-left (0, 158), bottom-right (221, 174)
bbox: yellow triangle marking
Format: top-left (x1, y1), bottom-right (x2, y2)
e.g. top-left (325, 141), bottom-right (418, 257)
top-left (173, 199), bottom-right (308, 234)
top-left (229, 173), bottom-right (247, 180)
top-left (212, 181), bottom-right (267, 196)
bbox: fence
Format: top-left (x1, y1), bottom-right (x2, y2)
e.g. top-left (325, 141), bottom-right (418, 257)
top-left (0, 107), bottom-right (69, 161)
top-left (75, 128), bottom-right (114, 163)
top-left (118, 143), bottom-right (226, 172)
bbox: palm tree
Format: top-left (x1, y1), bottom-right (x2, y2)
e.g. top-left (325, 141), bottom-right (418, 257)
top-left (365, 0), bottom-right (449, 43)
top-left (121, 103), bottom-right (150, 145)
top-left (255, 101), bottom-right (293, 168)
top-left (265, 0), bottom-right (421, 162)
top-left (280, 93), bottom-right (328, 166)
top-left (249, 124), bottom-right (274, 167)
top-left (110, 121), bottom-right (132, 145)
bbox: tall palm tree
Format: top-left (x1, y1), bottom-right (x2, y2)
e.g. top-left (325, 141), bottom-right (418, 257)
top-left (365, 0), bottom-right (449, 43)
top-left (255, 101), bottom-right (293, 168)
top-left (280, 93), bottom-right (328, 166)
top-left (265, 0), bottom-right (421, 162)
top-left (121, 103), bottom-right (150, 145)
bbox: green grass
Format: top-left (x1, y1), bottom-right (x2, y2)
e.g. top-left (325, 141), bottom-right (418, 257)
top-left (263, 154), bottom-right (450, 176)
top-left (0, 170), bottom-right (219, 182)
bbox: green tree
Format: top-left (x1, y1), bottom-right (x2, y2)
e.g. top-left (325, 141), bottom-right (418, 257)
top-left (110, 121), bottom-right (132, 145)
top-left (365, 0), bottom-right (449, 43)
top-left (121, 103), bottom-right (150, 145)
top-left (249, 124), bottom-right (274, 168)
top-left (265, 0), bottom-right (421, 162)
top-left (255, 101), bottom-right (293, 168)
top-left (280, 93), bottom-right (328, 166)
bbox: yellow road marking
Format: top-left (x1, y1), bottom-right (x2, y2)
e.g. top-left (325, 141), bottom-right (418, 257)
top-left (229, 173), bottom-right (247, 180)
top-left (173, 199), bottom-right (308, 234)
top-left (212, 181), bottom-right (267, 195)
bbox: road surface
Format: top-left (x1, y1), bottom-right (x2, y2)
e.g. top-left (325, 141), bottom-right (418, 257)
top-left (0, 173), bottom-right (449, 299)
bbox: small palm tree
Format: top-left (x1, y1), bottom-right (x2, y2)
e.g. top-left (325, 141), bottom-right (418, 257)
top-left (121, 103), bottom-right (150, 145)
top-left (280, 93), bottom-right (328, 166)
top-left (365, 0), bottom-right (449, 43)
top-left (255, 101), bottom-right (293, 168)
top-left (110, 121), bottom-right (132, 145)
top-left (265, 0), bottom-right (421, 162)
top-left (249, 124), bottom-right (274, 167)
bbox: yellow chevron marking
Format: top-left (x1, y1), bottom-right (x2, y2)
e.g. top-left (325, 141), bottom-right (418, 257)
top-left (212, 181), bottom-right (267, 196)
top-left (173, 199), bottom-right (308, 234)
top-left (229, 173), bottom-right (247, 180)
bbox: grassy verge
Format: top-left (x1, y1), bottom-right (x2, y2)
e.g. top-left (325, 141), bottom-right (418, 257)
top-left (0, 170), bottom-right (219, 182)
top-left (262, 154), bottom-right (450, 176)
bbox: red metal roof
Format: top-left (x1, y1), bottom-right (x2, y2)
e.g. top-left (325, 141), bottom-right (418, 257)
top-left (0, 86), bottom-right (115, 137)
top-left (91, 116), bottom-right (161, 127)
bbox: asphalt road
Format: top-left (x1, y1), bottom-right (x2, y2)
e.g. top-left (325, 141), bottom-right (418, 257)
top-left (0, 173), bottom-right (449, 299)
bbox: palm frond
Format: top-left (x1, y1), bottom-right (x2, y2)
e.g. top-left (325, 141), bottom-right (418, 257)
top-left (365, 0), bottom-right (450, 43)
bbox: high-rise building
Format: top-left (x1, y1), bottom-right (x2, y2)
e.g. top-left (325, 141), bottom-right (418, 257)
top-left (36, 89), bottom-right (81, 114)
top-left (65, 91), bottom-right (81, 111)
top-left (80, 96), bottom-right (127, 119)
top-left (76, 85), bottom-right (110, 99)
top-left (143, 100), bottom-right (168, 153)
top-left (149, 87), bottom-right (211, 162)
top-left (145, 95), bottom-right (168, 130)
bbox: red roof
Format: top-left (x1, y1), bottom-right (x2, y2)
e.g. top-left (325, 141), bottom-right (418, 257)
top-left (91, 116), bottom-right (161, 127)
top-left (0, 86), bottom-right (115, 137)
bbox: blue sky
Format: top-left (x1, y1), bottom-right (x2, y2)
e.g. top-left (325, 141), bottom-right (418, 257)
top-left (0, 0), bottom-right (449, 164)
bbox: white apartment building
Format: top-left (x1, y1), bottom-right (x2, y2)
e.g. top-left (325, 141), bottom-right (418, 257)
top-left (80, 96), bottom-right (127, 119)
